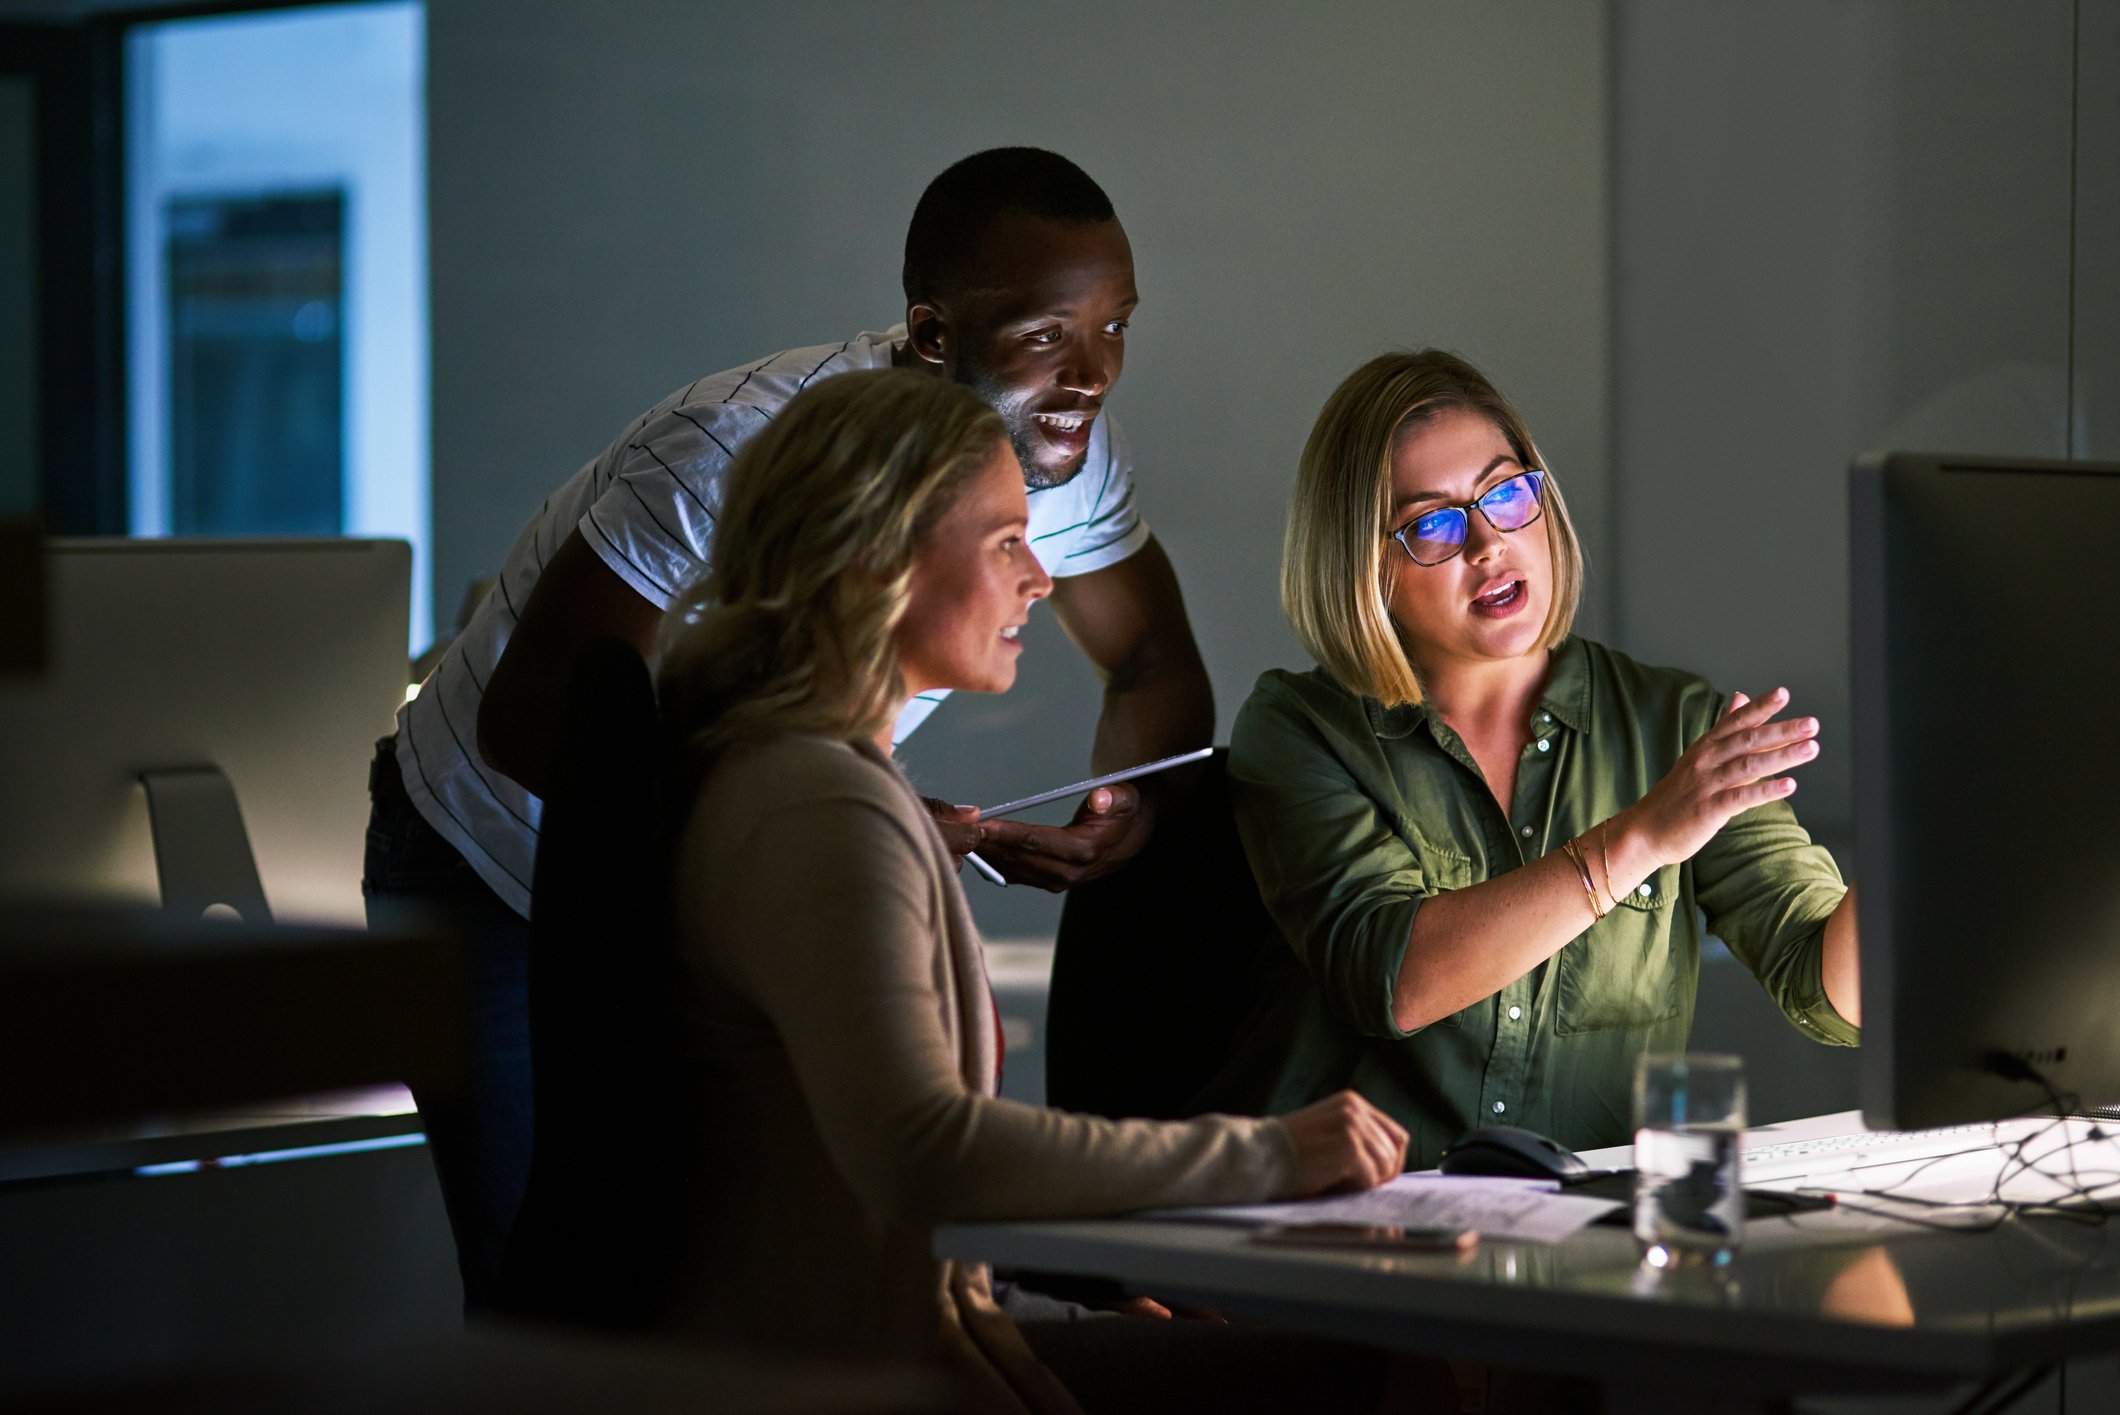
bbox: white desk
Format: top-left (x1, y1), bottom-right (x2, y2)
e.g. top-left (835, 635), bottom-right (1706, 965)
top-left (0, 1083), bottom-right (422, 1186)
top-left (0, 910), bottom-right (462, 1394)
top-left (936, 1111), bottom-right (2120, 1412)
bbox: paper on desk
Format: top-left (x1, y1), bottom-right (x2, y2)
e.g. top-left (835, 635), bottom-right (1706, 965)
top-left (1147, 1174), bottom-right (1622, 1244)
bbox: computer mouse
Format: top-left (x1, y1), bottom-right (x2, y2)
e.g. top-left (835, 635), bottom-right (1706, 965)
top-left (1437, 1125), bottom-right (1589, 1180)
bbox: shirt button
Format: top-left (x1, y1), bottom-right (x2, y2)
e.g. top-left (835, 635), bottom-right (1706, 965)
top-left (1492, 1101), bottom-right (1507, 1114)
top-left (1536, 740), bottom-right (1551, 753)
top-left (1508, 1005), bottom-right (1522, 1021)
top-left (1520, 826), bottom-right (1533, 838)
top-left (1638, 883), bottom-right (1653, 898)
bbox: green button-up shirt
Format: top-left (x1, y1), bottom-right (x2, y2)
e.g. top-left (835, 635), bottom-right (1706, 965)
top-left (1206, 636), bottom-right (1857, 1165)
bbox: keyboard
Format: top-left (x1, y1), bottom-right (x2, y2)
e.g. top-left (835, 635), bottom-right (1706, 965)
top-left (1741, 1121), bottom-right (2025, 1184)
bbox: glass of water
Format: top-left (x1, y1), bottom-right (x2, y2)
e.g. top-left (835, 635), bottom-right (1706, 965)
top-left (1633, 1052), bottom-right (1746, 1268)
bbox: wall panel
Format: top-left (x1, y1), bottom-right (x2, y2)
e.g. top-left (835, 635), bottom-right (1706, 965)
top-left (425, 0), bottom-right (1611, 939)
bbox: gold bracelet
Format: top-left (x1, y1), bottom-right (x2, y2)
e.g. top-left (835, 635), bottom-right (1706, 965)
top-left (1559, 838), bottom-right (1606, 922)
top-left (1594, 822), bottom-right (1622, 910)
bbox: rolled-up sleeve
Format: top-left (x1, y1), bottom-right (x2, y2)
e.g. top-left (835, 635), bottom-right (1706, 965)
top-left (1695, 777), bottom-right (1860, 1047)
top-left (1229, 674), bottom-right (1437, 1040)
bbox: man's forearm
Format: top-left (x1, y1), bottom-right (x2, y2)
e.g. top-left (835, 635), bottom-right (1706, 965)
top-left (1088, 655), bottom-right (1214, 777)
top-left (475, 530), bottom-right (667, 802)
top-left (478, 654), bottom-right (566, 800)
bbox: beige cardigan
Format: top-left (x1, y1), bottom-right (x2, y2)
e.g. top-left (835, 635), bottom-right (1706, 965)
top-left (666, 733), bottom-right (1300, 1413)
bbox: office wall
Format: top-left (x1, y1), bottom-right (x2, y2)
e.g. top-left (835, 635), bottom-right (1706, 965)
top-left (1612, 0), bottom-right (2118, 1116)
top-left (425, 0), bottom-right (1612, 941)
top-left (428, 0), bottom-right (2110, 968)
top-left (1612, 0), bottom-right (2110, 845)
top-left (2079, 2), bottom-right (2120, 452)
top-left (0, 76), bottom-right (34, 517)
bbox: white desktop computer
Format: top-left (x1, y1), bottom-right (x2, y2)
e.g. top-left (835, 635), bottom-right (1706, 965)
top-left (0, 537), bottom-right (411, 929)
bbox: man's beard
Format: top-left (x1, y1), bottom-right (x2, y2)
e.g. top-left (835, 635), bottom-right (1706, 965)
top-left (955, 358), bottom-right (1083, 491)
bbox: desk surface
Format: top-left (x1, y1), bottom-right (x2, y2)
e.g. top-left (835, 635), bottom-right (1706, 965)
top-left (0, 1084), bottom-right (421, 1186)
top-left (936, 1111), bottom-right (2120, 1405)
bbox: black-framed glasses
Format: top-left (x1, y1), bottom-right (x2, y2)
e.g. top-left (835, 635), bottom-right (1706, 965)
top-left (1387, 469), bottom-right (1546, 566)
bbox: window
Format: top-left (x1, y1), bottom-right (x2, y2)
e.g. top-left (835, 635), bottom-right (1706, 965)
top-left (125, 2), bottom-right (429, 646)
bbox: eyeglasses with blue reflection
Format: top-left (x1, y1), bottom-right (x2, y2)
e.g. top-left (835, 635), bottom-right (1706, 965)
top-left (1387, 469), bottom-right (1546, 567)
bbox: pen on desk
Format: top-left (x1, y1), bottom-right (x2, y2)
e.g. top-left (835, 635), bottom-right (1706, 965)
top-left (965, 851), bottom-right (1007, 887)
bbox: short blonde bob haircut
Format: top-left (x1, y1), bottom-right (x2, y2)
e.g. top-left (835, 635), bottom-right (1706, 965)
top-left (657, 367), bottom-right (1004, 762)
top-left (1283, 349), bottom-right (1584, 707)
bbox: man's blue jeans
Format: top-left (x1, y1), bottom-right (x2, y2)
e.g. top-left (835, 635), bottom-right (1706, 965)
top-left (362, 737), bottom-right (531, 1313)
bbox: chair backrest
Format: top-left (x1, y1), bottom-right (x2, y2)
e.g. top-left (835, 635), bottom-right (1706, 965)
top-left (498, 638), bottom-right (683, 1329)
top-left (1044, 749), bottom-right (1294, 1120)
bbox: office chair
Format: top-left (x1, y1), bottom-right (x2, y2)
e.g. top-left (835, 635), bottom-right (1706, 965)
top-left (1044, 749), bottom-right (1293, 1121)
top-left (497, 637), bottom-right (684, 1330)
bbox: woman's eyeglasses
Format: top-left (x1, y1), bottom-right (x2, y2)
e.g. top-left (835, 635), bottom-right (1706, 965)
top-left (1387, 469), bottom-right (1546, 567)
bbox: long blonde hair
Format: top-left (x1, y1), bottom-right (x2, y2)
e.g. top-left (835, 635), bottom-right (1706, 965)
top-left (1282, 349), bottom-right (1584, 705)
top-left (657, 368), bottom-right (1005, 762)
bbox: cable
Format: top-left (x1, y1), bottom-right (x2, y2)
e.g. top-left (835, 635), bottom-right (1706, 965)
top-left (1783, 1064), bottom-right (2120, 1230)
top-left (1945, 1362), bottom-right (2056, 1415)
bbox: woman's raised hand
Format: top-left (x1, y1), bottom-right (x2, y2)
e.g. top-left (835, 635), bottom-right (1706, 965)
top-left (1278, 1090), bottom-right (1409, 1197)
top-left (1618, 687), bottom-right (1819, 871)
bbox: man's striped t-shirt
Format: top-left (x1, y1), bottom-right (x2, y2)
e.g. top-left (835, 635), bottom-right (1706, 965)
top-left (393, 326), bottom-right (1150, 918)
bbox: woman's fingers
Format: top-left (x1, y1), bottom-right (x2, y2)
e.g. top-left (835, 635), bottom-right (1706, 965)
top-left (1280, 1091), bottom-right (1406, 1195)
top-left (1376, 1105), bottom-right (1409, 1155)
top-left (1706, 686), bottom-right (1791, 746)
top-left (1715, 775), bottom-right (1800, 814)
top-left (1716, 686), bottom-right (1778, 726)
top-left (1711, 736), bottom-right (1819, 790)
top-left (1635, 686), bottom-right (1825, 868)
top-left (1348, 1115), bottom-right (1389, 1187)
top-left (1351, 1096), bottom-right (1407, 1186)
top-left (1369, 1125), bottom-right (1408, 1185)
top-left (1743, 716), bottom-right (1821, 755)
top-left (1697, 694), bottom-right (1819, 777)
top-left (1368, 1108), bottom-right (1409, 1178)
top-left (920, 797), bottom-right (984, 855)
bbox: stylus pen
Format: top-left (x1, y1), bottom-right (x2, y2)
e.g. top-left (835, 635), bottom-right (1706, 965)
top-left (964, 851), bottom-right (1008, 887)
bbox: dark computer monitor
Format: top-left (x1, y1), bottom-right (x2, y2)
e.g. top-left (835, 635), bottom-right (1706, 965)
top-left (1852, 452), bottom-right (2120, 1129)
top-left (0, 538), bottom-right (410, 929)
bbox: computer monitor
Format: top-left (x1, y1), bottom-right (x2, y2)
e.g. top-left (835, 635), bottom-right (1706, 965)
top-left (0, 538), bottom-right (410, 928)
top-left (1852, 453), bottom-right (2120, 1129)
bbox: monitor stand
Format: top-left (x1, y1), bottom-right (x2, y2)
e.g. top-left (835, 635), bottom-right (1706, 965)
top-left (138, 767), bottom-right (273, 925)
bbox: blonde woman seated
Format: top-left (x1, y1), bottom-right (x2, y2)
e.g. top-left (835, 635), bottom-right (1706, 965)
top-left (655, 368), bottom-right (1431, 1415)
top-left (1209, 350), bottom-right (1861, 1165)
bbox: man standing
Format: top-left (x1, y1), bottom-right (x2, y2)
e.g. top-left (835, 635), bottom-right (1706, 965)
top-left (365, 148), bottom-right (1214, 1304)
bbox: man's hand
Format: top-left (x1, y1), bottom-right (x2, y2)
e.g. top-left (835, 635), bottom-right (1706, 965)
top-left (920, 798), bottom-right (983, 857)
top-left (972, 783), bottom-right (1154, 891)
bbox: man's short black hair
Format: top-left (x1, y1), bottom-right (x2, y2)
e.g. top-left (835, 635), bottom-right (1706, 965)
top-left (902, 148), bottom-right (1116, 304)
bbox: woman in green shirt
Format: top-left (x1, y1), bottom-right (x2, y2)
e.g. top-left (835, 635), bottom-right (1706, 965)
top-left (1213, 349), bottom-right (1862, 1164)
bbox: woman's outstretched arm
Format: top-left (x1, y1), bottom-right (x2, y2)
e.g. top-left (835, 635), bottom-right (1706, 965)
top-left (1238, 683), bottom-right (1822, 1034)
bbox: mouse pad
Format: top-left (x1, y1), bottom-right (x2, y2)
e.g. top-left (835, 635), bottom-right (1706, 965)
top-left (1565, 1170), bottom-right (1834, 1224)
